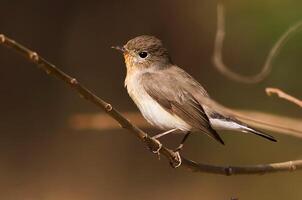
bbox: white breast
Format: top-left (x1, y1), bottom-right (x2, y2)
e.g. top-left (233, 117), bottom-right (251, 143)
top-left (125, 70), bottom-right (191, 131)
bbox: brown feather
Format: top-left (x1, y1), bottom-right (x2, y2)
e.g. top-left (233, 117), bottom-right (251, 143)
top-left (141, 66), bottom-right (225, 145)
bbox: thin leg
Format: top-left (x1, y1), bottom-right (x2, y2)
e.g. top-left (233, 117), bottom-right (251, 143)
top-left (150, 128), bottom-right (178, 155)
top-left (174, 131), bottom-right (191, 152)
top-left (152, 128), bottom-right (178, 139)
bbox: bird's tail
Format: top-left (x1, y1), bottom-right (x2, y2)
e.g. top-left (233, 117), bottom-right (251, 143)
top-left (242, 125), bottom-right (277, 142)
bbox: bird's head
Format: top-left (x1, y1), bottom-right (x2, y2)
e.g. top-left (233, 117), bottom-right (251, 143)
top-left (112, 35), bottom-right (172, 72)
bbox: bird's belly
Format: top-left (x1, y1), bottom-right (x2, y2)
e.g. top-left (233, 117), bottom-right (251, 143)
top-left (128, 88), bottom-right (191, 131)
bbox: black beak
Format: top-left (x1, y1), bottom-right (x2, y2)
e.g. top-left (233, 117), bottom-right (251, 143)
top-left (111, 45), bottom-right (125, 52)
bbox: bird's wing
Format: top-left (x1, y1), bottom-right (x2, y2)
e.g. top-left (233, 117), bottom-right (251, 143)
top-left (141, 66), bottom-right (224, 145)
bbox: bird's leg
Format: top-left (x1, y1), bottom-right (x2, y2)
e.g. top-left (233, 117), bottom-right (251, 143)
top-left (170, 132), bottom-right (191, 168)
top-left (152, 128), bottom-right (178, 139)
top-left (150, 128), bottom-right (178, 155)
top-left (174, 131), bottom-right (191, 152)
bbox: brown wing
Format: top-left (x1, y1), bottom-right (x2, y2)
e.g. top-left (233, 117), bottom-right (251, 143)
top-left (141, 67), bottom-right (224, 145)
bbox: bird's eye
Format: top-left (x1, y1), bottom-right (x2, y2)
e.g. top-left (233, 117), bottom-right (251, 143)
top-left (138, 51), bottom-right (148, 58)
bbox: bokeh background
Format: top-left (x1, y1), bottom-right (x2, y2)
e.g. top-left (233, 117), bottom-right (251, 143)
top-left (0, 0), bottom-right (301, 199)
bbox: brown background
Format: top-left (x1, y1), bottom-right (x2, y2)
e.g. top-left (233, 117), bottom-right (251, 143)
top-left (0, 0), bottom-right (301, 199)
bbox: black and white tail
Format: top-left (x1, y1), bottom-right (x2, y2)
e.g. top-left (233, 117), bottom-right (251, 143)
top-left (241, 125), bottom-right (277, 142)
top-left (209, 116), bottom-right (277, 142)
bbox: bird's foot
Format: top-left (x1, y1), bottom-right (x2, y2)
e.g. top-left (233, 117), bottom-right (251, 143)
top-left (170, 151), bottom-right (182, 168)
top-left (147, 136), bottom-right (162, 160)
top-left (151, 139), bottom-right (162, 154)
top-left (171, 145), bottom-right (183, 168)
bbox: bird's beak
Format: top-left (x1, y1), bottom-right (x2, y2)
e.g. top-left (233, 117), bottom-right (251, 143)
top-left (111, 45), bottom-right (126, 53)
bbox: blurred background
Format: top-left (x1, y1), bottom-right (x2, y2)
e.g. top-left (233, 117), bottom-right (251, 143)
top-left (0, 0), bottom-right (301, 199)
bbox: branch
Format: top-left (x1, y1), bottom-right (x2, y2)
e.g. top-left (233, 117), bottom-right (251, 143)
top-left (69, 111), bottom-right (302, 139)
top-left (266, 87), bottom-right (302, 107)
top-left (1, 33), bottom-right (302, 175)
top-left (213, 3), bottom-right (302, 83)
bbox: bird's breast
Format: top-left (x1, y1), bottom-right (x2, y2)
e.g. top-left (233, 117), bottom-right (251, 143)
top-left (125, 71), bottom-right (191, 131)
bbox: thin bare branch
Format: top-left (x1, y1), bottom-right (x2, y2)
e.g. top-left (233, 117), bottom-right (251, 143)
top-left (1, 33), bottom-right (302, 175)
top-left (266, 87), bottom-right (302, 107)
top-left (69, 111), bottom-right (302, 139)
top-left (235, 110), bottom-right (302, 139)
top-left (182, 159), bottom-right (302, 175)
top-left (213, 3), bottom-right (302, 83)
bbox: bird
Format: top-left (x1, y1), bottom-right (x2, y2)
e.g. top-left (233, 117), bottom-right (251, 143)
top-left (112, 35), bottom-right (277, 153)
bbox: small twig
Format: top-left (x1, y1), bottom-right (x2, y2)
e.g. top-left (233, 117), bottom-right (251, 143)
top-left (213, 3), bottom-right (302, 83)
top-left (266, 87), bottom-right (302, 107)
top-left (69, 111), bottom-right (302, 138)
top-left (182, 159), bottom-right (302, 175)
top-left (1, 33), bottom-right (302, 175)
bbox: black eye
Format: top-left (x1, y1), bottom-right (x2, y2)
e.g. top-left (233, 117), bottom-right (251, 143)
top-left (138, 51), bottom-right (148, 58)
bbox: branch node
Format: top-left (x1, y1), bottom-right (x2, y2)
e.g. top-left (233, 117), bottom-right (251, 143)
top-left (29, 51), bottom-right (39, 62)
top-left (70, 78), bottom-right (79, 86)
top-left (289, 161), bottom-right (296, 171)
top-left (105, 104), bottom-right (113, 112)
top-left (0, 34), bottom-right (5, 43)
top-left (225, 167), bottom-right (233, 176)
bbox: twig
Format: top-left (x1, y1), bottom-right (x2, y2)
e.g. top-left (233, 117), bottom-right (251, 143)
top-left (213, 3), bottom-right (302, 83)
top-left (69, 111), bottom-right (302, 138)
top-left (266, 87), bottom-right (302, 107)
top-left (1, 33), bottom-right (302, 175)
top-left (182, 159), bottom-right (302, 175)
top-left (234, 110), bottom-right (302, 139)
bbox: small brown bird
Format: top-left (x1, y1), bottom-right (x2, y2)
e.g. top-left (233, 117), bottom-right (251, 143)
top-left (113, 35), bottom-right (276, 152)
